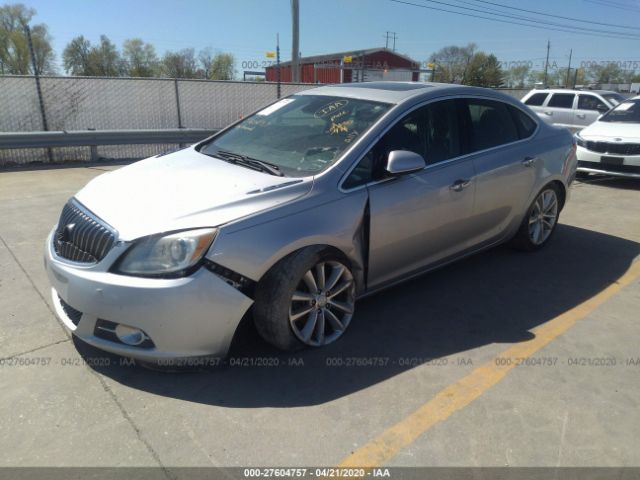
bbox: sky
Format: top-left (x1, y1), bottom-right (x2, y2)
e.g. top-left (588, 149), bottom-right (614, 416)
top-left (21, 0), bottom-right (640, 75)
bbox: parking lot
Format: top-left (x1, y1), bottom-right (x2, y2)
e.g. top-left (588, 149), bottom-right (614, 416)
top-left (0, 165), bottom-right (639, 473)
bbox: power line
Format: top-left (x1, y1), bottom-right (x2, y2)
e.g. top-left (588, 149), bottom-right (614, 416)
top-left (584, 0), bottom-right (640, 12)
top-left (459, 0), bottom-right (640, 30)
top-left (412, 0), bottom-right (640, 38)
top-left (389, 0), bottom-right (640, 40)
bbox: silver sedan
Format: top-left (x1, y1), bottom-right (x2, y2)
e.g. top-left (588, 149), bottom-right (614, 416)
top-left (44, 82), bottom-right (577, 361)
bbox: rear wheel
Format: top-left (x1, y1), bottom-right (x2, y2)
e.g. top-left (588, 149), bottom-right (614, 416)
top-left (512, 184), bottom-right (560, 251)
top-left (253, 247), bottom-right (356, 351)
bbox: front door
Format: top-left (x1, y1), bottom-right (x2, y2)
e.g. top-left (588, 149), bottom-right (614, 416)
top-left (341, 99), bottom-right (478, 289)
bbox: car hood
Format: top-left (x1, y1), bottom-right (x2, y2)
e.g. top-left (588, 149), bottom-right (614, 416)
top-left (579, 121), bottom-right (640, 142)
top-left (75, 147), bottom-right (312, 241)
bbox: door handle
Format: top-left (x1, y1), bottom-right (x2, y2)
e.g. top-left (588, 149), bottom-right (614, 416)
top-left (576, 113), bottom-right (586, 119)
top-left (450, 179), bottom-right (471, 192)
top-left (522, 156), bottom-right (536, 167)
top-left (543, 111), bottom-right (553, 115)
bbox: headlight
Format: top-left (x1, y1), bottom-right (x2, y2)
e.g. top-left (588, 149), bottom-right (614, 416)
top-left (575, 132), bottom-right (587, 148)
top-left (113, 228), bottom-right (217, 277)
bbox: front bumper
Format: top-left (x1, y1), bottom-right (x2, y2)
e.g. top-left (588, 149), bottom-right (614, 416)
top-left (44, 229), bottom-right (253, 361)
top-left (576, 146), bottom-right (640, 179)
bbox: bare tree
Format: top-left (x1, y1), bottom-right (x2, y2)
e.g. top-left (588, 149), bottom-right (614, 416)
top-left (198, 47), bottom-right (214, 78)
top-left (161, 48), bottom-right (198, 78)
top-left (429, 43), bottom-right (477, 84)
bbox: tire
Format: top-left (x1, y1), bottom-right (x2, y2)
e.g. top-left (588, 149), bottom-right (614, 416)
top-left (511, 184), bottom-right (561, 251)
top-left (253, 246), bottom-right (356, 351)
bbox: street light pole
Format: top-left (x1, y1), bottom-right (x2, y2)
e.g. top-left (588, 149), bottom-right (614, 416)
top-left (291, 0), bottom-right (300, 83)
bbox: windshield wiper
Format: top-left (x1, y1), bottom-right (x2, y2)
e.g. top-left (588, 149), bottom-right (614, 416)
top-left (213, 150), bottom-right (284, 177)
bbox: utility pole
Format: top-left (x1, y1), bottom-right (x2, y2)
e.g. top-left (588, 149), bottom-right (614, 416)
top-left (291, 0), bottom-right (300, 83)
top-left (565, 49), bottom-right (572, 88)
top-left (543, 40), bottom-right (550, 87)
top-left (276, 33), bottom-right (281, 98)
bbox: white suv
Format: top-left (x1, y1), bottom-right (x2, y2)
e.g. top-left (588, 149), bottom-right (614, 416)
top-left (521, 89), bottom-right (625, 133)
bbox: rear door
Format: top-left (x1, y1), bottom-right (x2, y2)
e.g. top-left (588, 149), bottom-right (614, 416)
top-left (544, 92), bottom-right (576, 131)
top-left (575, 94), bottom-right (608, 129)
top-left (462, 98), bottom-right (539, 247)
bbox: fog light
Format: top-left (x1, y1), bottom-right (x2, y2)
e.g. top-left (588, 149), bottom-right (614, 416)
top-left (115, 324), bottom-right (146, 346)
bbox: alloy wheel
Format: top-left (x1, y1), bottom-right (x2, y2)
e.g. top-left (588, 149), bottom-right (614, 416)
top-left (528, 189), bottom-right (558, 245)
top-left (288, 261), bottom-right (355, 346)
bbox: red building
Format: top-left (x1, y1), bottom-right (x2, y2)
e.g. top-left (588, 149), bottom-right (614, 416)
top-left (265, 48), bottom-right (420, 84)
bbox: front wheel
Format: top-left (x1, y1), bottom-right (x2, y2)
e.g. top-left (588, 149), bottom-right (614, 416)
top-left (511, 185), bottom-right (561, 251)
top-left (253, 247), bottom-right (356, 351)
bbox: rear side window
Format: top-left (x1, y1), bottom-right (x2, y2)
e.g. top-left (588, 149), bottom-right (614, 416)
top-left (465, 98), bottom-right (519, 151)
top-left (509, 106), bottom-right (537, 139)
top-left (524, 92), bottom-right (548, 106)
top-left (424, 100), bottom-right (461, 164)
top-left (547, 93), bottom-right (575, 109)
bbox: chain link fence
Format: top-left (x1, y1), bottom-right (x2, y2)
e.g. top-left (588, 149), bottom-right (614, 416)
top-left (0, 75), bottom-right (315, 165)
top-left (0, 75), bottom-right (539, 166)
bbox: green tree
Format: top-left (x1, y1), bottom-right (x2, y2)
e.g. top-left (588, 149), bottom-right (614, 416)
top-left (122, 38), bottom-right (158, 77)
top-left (0, 3), bottom-right (56, 74)
top-left (87, 35), bottom-right (121, 76)
top-left (209, 52), bottom-right (234, 80)
top-left (586, 63), bottom-right (625, 84)
top-left (62, 35), bottom-right (91, 75)
top-left (464, 53), bottom-right (503, 87)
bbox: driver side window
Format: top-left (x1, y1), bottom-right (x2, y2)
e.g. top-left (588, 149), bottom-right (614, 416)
top-left (343, 100), bottom-right (461, 189)
top-left (342, 109), bottom-right (425, 189)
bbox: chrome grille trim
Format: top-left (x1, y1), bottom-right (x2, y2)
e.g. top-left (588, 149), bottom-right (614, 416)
top-left (53, 199), bottom-right (117, 263)
top-left (585, 141), bottom-right (640, 156)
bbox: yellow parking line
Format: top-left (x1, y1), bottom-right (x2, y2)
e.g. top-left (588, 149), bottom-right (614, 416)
top-left (338, 260), bottom-right (640, 468)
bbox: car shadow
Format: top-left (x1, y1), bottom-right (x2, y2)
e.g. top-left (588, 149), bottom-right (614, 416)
top-left (76, 224), bottom-right (640, 407)
top-left (576, 175), bottom-right (640, 190)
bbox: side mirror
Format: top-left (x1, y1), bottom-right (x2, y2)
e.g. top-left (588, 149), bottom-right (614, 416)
top-left (385, 150), bottom-right (426, 176)
top-left (596, 105), bottom-right (609, 113)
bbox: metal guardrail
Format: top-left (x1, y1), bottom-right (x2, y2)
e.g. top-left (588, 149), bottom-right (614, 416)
top-left (0, 128), bottom-right (219, 162)
top-left (0, 128), bottom-right (219, 149)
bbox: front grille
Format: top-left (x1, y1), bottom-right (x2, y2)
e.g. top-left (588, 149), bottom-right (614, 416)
top-left (53, 200), bottom-right (116, 263)
top-left (578, 160), bottom-right (640, 175)
top-left (58, 296), bottom-right (83, 326)
top-left (585, 141), bottom-right (640, 156)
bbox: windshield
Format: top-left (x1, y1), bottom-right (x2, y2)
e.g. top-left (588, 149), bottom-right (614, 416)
top-left (600, 99), bottom-right (640, 123)
top-left (198, 95), bottom-right (392, 177)
top-left (602, 93), bottom-right (625, 106)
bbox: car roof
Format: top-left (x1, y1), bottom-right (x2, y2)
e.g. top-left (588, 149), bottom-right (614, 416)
top-left (527, 89), bottom-right (620, 95)
top-left (295, 81), bottom-right (517, 105)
